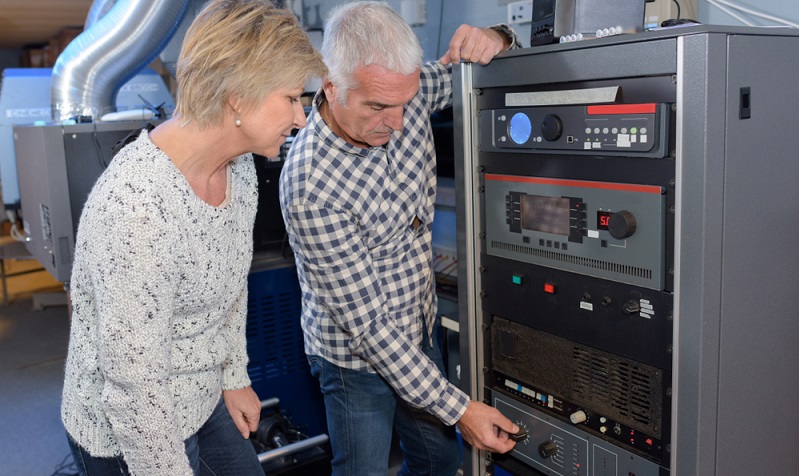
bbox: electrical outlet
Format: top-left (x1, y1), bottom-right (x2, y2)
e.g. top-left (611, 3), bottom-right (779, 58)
top-left (508, 0), bottom-right (534, 24)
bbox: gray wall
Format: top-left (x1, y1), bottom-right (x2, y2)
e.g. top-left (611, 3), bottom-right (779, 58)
top-left (290, 0), bottom-right (514, 61)
top-left (293, 0), bottom-right (798, 57)
top-left (698, 0), bottom-right (798, 26)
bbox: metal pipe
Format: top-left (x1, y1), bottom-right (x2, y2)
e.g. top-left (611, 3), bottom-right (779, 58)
top-left (256, 434), bottom-right (329, 464)
top-left (260, 397), bottom-right (280, 410)
top-left (51, 0), bottom-right (190, 122)
top-left (84, 0), bottom-right (119, 29)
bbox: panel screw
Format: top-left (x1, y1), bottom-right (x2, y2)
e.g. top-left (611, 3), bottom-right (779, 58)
top-left (671, 74), bottom-right (677, 83)
top-left (477, 165), bottom-right (485, 173)
top-left (669, 178), bottom-right (676, 188)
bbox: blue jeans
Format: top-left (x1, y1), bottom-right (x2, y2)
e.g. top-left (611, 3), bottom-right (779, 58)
top-left (66, 397), bottom-right (262, 476)
top-left (309, 321), bottom-right (460, 476)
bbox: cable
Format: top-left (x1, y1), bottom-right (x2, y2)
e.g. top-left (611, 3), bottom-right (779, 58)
top-left (6, 209), bottom-right (25, 242)
top-left (49, 452), bottom-right (78, 476)
top-left (435, 0), bottom-right (445, 58)
top-left (672, 0), bottom-right (681, 19)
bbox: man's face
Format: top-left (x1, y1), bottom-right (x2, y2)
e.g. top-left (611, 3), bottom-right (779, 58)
top-left (324, 64), bottom-right (420, 148)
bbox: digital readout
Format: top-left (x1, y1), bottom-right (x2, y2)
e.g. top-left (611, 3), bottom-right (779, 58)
top-left (597, 210), bottom-right (613, 230)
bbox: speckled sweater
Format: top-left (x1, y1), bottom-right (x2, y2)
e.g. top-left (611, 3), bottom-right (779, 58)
top-left (61, 130), bottom-right (258, 475)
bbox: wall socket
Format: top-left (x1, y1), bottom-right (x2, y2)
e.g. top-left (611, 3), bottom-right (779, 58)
top-left (507, 0), bottom-right (534, 24)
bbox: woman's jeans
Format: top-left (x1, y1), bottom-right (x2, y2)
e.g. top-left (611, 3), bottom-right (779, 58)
top-left (66, 397), bottom-right (262, 476)
top-left (309, 321), bottom-right (460, 476)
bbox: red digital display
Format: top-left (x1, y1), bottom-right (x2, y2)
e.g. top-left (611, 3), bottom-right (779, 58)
top-left (597, 211), bottom-right (613, 230)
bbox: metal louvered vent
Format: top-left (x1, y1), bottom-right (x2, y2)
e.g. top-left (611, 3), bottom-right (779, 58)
top-left (491, 240), bottom-right (653, 280)
top-left (572, 347), bottom-right (659, 432)
top-left (246, 280), bottom-right (305, 384)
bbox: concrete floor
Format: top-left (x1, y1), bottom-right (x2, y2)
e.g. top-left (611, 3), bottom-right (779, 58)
top-left (0, 255), bottom-right (72, 476)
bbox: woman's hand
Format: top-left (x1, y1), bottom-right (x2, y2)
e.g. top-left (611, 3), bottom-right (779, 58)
top-left (223, 386), bottom-right (261, 438)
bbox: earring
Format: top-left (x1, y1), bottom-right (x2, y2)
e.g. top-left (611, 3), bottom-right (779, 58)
top-left (235, 117), bottom-right (241, 127)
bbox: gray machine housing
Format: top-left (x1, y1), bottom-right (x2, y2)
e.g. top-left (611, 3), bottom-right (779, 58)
top-left (14, 121), bottom-right (151, 283)
top-left (454, 25), bottom-right (799, 475)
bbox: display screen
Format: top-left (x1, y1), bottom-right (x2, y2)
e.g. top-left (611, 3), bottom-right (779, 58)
top-left (521, 195), bottom-right (570, 236)
top-left (597, 211), bottom-right (612, 231)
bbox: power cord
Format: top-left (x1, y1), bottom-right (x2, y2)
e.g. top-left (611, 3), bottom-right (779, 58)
top-left (49, 452), bottom-right (78, 476)
top-left (6, 209), bottom-right (25, 242)
top-left (672, 0), bottom-right (681, 19)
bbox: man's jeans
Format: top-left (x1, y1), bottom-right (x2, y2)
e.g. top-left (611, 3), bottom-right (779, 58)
top-left (309, 323), bottom-right (460, 476)
top-left (66, 397), bottom-right (262, 476)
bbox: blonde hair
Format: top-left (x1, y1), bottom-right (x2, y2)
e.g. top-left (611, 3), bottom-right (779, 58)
top-left (175, 0), bottom-right (326, 128)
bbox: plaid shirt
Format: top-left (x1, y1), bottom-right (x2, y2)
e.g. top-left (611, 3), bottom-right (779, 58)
top-left (279, 62), bottom-right (470, 425)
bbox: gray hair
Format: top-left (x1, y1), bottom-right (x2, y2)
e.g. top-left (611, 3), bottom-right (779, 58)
top-left (322, 1), bottom-right (423, 103)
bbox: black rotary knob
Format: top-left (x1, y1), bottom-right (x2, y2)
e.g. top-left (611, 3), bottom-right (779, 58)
top-left (538, 440), bottom-right (558, 459)
top-left (541, 114), bottom-right (563, 141)
top-left (608, 210), bottom-right (637, 239)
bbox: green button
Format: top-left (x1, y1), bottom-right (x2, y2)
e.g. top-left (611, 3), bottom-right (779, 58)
top-left (631, 127), bottom-right (638, 134)
top-left (512, 275), bottom-right (523, 285)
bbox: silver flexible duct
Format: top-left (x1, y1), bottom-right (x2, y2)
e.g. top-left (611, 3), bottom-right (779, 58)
top-left (51, 0), bottom-right (190, 122)
top-left (84, 0), bottom-right (119, 29)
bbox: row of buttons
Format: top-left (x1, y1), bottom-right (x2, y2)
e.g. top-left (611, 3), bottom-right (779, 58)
top-left (585, 126), bottom-right (648, 135)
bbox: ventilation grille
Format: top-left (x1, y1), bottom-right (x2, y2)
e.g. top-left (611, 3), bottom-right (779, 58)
top-left (490, 316), bottom-right (663, 438)
top-left (491, 240), bottom-right (653, 280)
top-left (246, 287), bottom-right (305, 383)
top-left (573, 347), bottom-right (658, 431)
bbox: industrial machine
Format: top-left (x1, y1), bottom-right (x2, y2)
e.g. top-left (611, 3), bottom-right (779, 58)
top-left (454, 25), bottom-right (799, 475)
top-left (0, 67), bottom-right (173, 208)
top-left (13, 120), bottom-right (157, 282)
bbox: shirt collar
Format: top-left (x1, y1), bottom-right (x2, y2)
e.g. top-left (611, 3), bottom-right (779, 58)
top-left (311, 90), bottom-right (381, 158)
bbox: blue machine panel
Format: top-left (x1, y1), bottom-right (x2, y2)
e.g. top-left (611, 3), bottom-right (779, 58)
top-left (246, 265), bottom-right (327, 439)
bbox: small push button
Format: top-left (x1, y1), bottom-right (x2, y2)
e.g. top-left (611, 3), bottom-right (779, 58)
top-left (544, 283), bottom-right (556, 294)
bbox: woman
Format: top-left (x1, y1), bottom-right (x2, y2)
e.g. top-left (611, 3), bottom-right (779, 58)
top-left (60, 1), bottom-right (326, 475)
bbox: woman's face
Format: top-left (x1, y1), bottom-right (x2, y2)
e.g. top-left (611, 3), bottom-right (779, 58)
top-left (238, 86), bottom-right (306, 158)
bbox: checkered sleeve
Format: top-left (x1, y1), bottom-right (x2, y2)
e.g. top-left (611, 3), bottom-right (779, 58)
top-left (420, 62), bottom-right (454, 113)
top-left (283, 200), bottom-right (470, 425)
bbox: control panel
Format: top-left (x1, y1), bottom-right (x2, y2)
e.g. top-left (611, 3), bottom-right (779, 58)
top-left (484, 174), bottom-right (667, 290)
top-left (493, 395), bottom-right (665, 476)
top-left (479, 103), bottom-right (670, 158)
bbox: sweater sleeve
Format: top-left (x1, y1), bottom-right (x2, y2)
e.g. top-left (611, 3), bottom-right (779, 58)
top-left (221, 286), bottom-right (252, 390)
top-left (89, 207), bottom-right (193, 476)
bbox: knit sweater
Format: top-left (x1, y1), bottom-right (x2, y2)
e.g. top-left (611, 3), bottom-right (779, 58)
top-left (61, 130), bottom-right (258, 475)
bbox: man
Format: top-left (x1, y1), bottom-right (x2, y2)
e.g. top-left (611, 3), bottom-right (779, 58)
top-left (280, 2), bottom-right (520, 474)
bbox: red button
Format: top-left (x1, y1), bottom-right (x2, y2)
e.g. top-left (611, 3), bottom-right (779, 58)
top-left (544, 283), bottom-right (556, 294)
